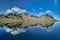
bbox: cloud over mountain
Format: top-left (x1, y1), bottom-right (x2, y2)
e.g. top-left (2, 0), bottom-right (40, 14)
top-left (5, 6), bottom-right (27, 14)
top-left (37, 10), bottom-right (53, 16)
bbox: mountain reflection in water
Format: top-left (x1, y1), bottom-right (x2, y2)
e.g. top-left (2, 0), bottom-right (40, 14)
top-left (0, 13), bottom-right (60, 40)
top-left (0, 13), bottom-right (59, 28)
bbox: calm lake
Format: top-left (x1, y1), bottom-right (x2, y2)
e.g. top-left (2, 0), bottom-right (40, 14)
top-left (0, 22), bottom-right (60, 40)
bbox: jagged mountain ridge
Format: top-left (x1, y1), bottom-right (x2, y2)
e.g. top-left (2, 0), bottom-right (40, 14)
top-left (0, 13), bottom-right (58, 28)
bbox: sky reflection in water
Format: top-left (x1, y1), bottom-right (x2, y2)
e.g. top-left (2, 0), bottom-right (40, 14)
top-left (0, 22), bottom-right (60, 40)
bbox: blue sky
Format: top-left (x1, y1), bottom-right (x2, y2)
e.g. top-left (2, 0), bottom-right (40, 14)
top-left (0, 0), bottom-right (60, 39)
top-left (0, 0), bottom-right (60, 19)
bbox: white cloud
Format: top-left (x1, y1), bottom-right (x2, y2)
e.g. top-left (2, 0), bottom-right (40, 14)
top-left (45, 10), bottom-right (52, 13)
top-left (5, 9), bottom-right (13, 14)
top-left (3, 26), bottom-right (12, 32)
top-left (11, 7), bottom-right (27, 13)
top-left (36, 12), bottom-right (44, 16)
top-left (10, 28), bottom-right (26, 35)
top-left (46, 30), bottom-right (52, 32)
top-left (5, 6), bottom-right (27, 14)
top-left (37, 10), bottom-right (53, 16)
top-left (2, 26), bottom-right (26, 35)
